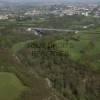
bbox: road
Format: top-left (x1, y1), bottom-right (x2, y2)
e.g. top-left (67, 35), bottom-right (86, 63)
top-left (33, 28), bottom-right (100, 33)
top-left (32, 28), bottom-right (77, 32)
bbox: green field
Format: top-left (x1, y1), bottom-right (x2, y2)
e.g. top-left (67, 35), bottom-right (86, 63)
top-left (55, 32), bottom-right (100, 70)
top-left (0, 72), bottom-right (26, 100)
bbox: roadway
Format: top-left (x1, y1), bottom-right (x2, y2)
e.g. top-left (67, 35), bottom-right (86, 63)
top-left (32, 28), bottom-right (77, 32)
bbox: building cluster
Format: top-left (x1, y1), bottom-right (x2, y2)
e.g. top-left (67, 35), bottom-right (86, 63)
top-left (0, 15), bottom-right (8, 20)
top-left (0, 14), bottom-right (16, 20)
top-left (0, 4), bottom-right (100, 21)
top-left (24, 10), bottom-right (41, 16)
top-left (49, 6), bottom-right (90, 16)
top-left (94, 8), bottom-right (100, 17)
top-left (23, 4), bottom-right (100, 17)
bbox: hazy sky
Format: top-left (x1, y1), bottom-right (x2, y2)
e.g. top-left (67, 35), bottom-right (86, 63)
top-left (0, 0), bottom-right (100, 3)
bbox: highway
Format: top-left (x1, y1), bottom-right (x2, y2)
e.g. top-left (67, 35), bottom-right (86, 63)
top-left (29, 27), bottom-right (100, 34)
top-left (32, 28), bottom-right (77, 32)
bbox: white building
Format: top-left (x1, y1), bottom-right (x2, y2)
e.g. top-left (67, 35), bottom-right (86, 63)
top-left (0, 15), bottom-right (8, 20)
top-left (82, 12), bottom-right (89, 16)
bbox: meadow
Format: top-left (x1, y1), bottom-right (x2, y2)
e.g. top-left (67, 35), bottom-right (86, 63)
top-left (0, 72), bottom-right (26, 100)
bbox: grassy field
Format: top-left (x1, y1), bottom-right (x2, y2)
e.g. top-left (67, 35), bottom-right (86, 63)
top-left (55, 32), bottom-right (100, 70)
top-left (0, 72), bottom-right (26, 100)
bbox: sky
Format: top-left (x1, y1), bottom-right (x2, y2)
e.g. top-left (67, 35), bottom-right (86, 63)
top-left (0, 0), bottom-right (100, 3)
